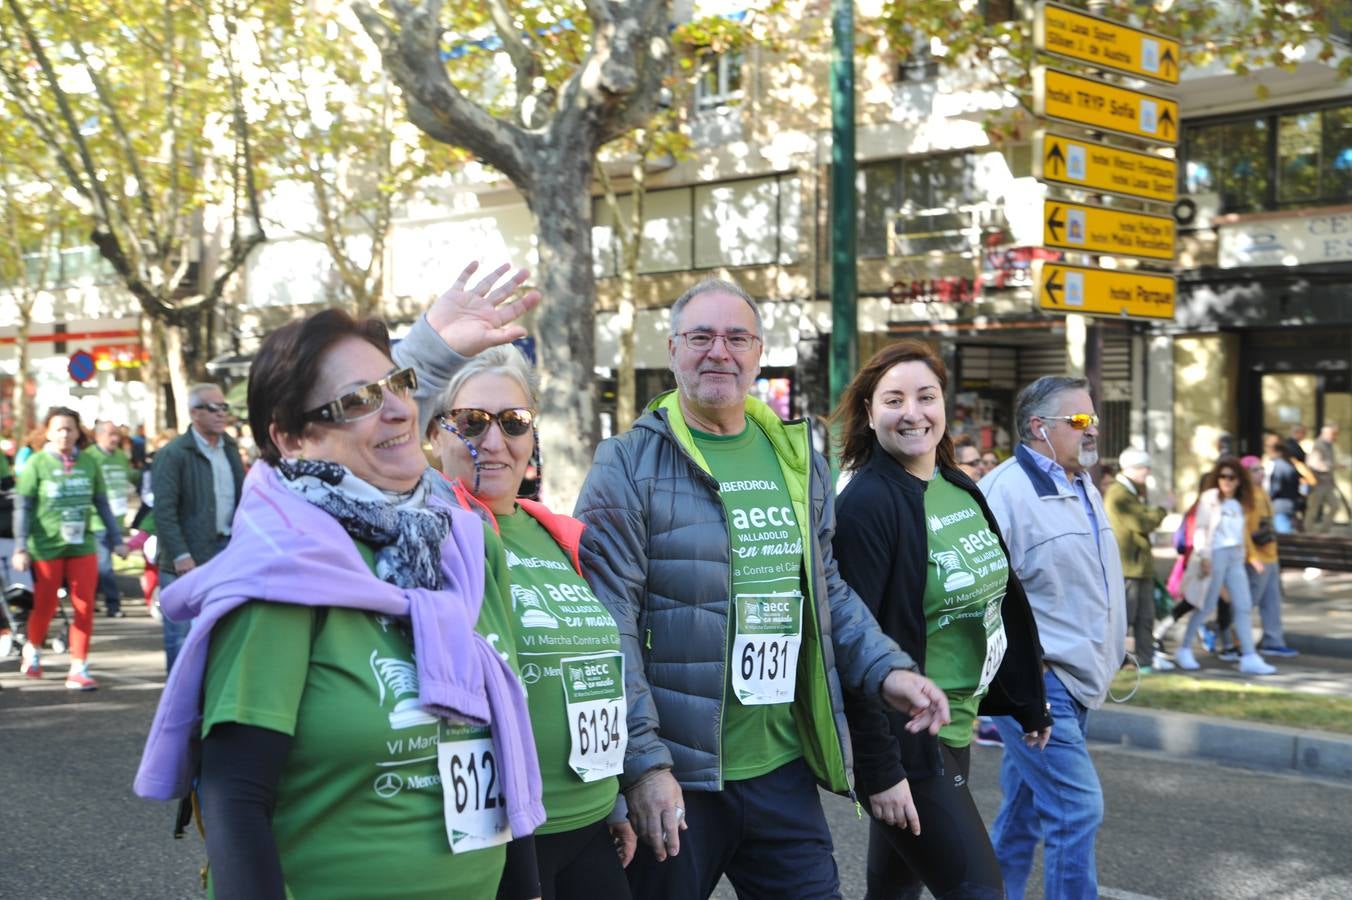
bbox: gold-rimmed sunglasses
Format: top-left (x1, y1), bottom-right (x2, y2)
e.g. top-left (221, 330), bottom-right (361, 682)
top-left (302, 367), bottom-right (418, 424)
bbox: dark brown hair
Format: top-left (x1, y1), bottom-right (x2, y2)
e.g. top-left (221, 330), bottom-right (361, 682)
top-left (833, 339), bottom-right (956, 473)
top-left (1209, 454), bottom-right (1254, 511)
top-left (248, 308), bottom-right (392, 466)
top-left (43, 406), bottom-right (87, 451)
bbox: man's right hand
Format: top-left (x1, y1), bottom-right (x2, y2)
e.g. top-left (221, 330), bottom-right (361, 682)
top-left (11, 548), bottom-right (29, 573)
top-left (624, 768), bottom-right (686, 862)
top-left (174, 557), bottom-right (196, 575)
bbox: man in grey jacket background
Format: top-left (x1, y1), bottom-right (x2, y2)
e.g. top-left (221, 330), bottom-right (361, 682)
top-left (979, 375), bottom-right (1126, 900)
top-left (575, 278), bottom-right (949, 900)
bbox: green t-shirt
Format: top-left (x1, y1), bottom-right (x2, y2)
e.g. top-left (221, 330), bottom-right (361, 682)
top-left (16, 450), bottom-right (107, 561)
top-left (201, 532), bottom-right (518, 899)
top-left (497, 506), bottom-right (621, 834)
top-left (693, 422), bottom-right (804, 782)
top-left (81, 445), bottom-right (133, 532)
top-left (922, 475), bottom-right (1010, 747)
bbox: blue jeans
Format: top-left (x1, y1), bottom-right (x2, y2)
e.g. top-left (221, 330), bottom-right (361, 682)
top-left (158, 535), bottom-right (230, 671)
top-left (1247, 562), bottom-right (1285, 647)
top-left (157, 568), bottom-right (191, 672)
top-left (95, 541), bottom-right (122, 611)
top-left (990, 671), bottom-right (1103, 900)
top-left (1181, 544), bottom-right (1257, 656)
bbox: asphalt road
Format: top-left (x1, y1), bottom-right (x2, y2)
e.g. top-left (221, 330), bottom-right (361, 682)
top-left (4, 611), bottom-right (1351, 900)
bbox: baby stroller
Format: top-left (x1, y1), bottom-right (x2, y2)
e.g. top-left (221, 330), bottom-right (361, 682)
top-left (0, 539), bottom-right (71, 660)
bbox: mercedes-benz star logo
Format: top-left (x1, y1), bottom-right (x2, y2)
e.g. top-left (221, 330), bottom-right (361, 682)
top-left (521, 663), bottom-right (543, 685)
top-left (374, 772), bottom-right (403, 798)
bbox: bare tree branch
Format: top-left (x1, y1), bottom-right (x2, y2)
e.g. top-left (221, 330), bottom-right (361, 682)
top-left (353, 0), bottom-right (535, 188)
top-left (64, 20), bottom-right (163, 254)
top-left (484, 0), bottom-right (540, 103)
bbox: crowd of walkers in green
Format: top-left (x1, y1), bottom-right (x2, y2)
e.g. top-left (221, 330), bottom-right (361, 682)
top-left (7, 262), bottom-right (1316, 899)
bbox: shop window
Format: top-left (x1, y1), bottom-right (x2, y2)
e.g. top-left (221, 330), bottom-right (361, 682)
top-left (592, 187), bottom-right (694, 277)
top-left (1324, 106), bottom-right (1352, 200)
top-left (1278, 112), bottom-right (1322, 203)
top-left (1183, 117), bottom-right (1269, 213)
top-left (636, 188), bottom-right (696, 274)
top-left (1183, 101), bottom-right (1352, 215)
top-left (592, 174), bottom-right (801, 277)
top-left (694, 177), bottom-right (779, 268)
top-left (694, 51), bottom-right (744, 114)
top-left (858, 163), bottom-right (902, 258)
top-left (857, 152), bottom-right (978, 259)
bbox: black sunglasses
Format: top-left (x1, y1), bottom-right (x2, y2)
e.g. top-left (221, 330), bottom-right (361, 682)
top-left (193, 402), bottom-right (230, 414)
top-left (439, 407), bottom-right (536, 439)
top-left (302, 368), bottom-right (418, 424)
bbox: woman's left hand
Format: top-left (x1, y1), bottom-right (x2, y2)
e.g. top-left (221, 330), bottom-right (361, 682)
top-left (426, 261), bottom-right (542, 356)
top-left (610, 819), bottom-right (637, 867)
top-left (1023, 725), bottom-right (1052, 750)
top-left (869, 779), bottom-right (921, 835)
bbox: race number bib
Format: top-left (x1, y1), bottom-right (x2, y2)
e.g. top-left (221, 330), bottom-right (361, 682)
top-left (732, 592), bottom-right (803, 705)
top-left (437, 733), bottom-right (510, 854)
top-left (59, 510), bottom-right (87, 546)
top-left (976, 599), bottom-right (1007, 695)
top-left (561, 652), bottom-right (628, 782)
top-left (109, 494), bottom-right (129, 517)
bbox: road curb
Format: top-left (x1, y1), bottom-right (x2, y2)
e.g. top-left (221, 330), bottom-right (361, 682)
top-left (1285, 632), bottom-right (1352, 660)
top-left (1088, 706), bottom-right (1352, 783)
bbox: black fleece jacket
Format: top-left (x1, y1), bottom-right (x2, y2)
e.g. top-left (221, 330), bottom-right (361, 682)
top-left (834, 443), bottom-right (1053, 796)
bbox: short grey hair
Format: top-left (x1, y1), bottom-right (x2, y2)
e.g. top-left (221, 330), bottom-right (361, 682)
top-left (669, 278), bottom-right (763, 337)
top-left (187, 383), bottom-right (222, 408)
top-left (1014, 376), bottom-right (1090, 443)
top-left (429, 344), bottom-right (538, 433)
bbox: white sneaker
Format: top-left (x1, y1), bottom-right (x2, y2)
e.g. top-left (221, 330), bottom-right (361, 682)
top-left (1174, 646), bottom-right (1200, 670)
top-left (19, 643), bottom-right (42, 677)
top-left (1239, 653), bottom-right (1277, 676)
top-left (1152, 656), bottom-right (1176, 671)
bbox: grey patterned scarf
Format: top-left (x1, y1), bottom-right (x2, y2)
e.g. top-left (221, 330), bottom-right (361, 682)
top-left (276, 459), bottom-right (451, 591)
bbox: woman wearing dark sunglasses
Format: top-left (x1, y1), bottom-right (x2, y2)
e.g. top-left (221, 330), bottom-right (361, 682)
top-left (428, 344), bottom-right (637, 900)
top-left (829, 341), bottom-right (1050, 900)
top-left (1173, 456), bottom-right (1277, 676)
top-left (136, 264), bottom-right (551, 899)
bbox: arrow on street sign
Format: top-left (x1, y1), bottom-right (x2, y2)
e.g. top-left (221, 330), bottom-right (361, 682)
top-left (1034, 67), bottom-right (1180, 146)
top-left (1046, 206), bottom-right (1066, 242)
top-left (1034, 260), bottom-right (1176, 320)
top-left (1161, 46), bottom-right (1177, 80)
top-left (1045, 268), bottom-right (1065, 305)
top-left (1034, 132), bottom-right (1178, 204)
top-left (1035, 1), bottom-right (1182, 86)
top-left (1040, 199), bottom-right (1176, 261)
top-left (1046, 140), bottom-right (1066, 176)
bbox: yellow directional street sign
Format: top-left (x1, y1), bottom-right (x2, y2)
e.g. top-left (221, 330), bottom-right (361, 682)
top-left (1034, 67), bottom-right (1179, 146)
top-left (1041, 199), bottom-right (1176, 261)
top-left (1034, 260), bottom-right (1176, 320)
top-left (1035, 1), bottom-right (1181, 85)
top-left (1034, 132), bottom-right (1177, 204)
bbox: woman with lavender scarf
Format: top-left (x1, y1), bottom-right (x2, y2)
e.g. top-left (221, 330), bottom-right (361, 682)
top-left (135, 265), bottom-right (547, 899)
